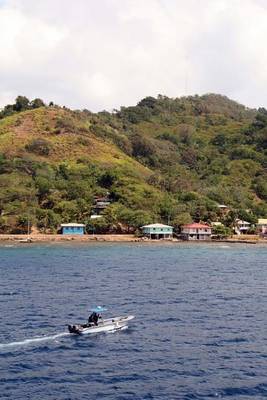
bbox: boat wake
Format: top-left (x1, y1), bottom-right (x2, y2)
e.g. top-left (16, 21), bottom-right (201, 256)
top-left (0, 332), bottom-right (70, 350)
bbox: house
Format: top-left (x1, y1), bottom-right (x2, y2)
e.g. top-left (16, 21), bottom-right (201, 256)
top-left (141, 223), bottom-right (173, 239)
top-left (256, 218), bottom-right (267, 235)
top-left (91, 194), bottom-right (111, 217)
top-left (181, 223), bottom-right (212, 240)
top-left (234, 219), bottom-right (251, 235)
top-left (217, 204), bottom-right (230, 215)
top-left (61, 223), bottom-right (85, 235)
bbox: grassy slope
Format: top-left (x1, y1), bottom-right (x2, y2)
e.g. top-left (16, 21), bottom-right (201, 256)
top-left (0, 107), bottom-right (150, 177)
top-left (0, 93), bottom-right (266, 233)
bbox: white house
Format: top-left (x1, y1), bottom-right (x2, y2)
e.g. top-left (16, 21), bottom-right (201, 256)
top-left (181, 223), bottom-right (212, 240)
top-left (234, 219), bottom-right (251, 235)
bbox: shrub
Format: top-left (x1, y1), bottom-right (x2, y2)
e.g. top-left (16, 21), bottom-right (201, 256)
top-left (26, 138), bottom-right (52, 156)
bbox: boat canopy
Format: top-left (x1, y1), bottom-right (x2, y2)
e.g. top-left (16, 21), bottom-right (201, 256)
top-left (90, 306), bottom-right (107, 313)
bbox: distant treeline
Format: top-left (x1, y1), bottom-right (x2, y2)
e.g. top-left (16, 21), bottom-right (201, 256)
top-left (0, 96), bottom-right (54, 119)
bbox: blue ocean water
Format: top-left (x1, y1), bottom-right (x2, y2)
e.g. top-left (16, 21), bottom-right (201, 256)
top-left (0, 242), bottom-right (267, 400)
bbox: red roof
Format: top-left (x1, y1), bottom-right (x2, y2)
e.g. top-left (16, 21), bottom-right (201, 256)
top-left (181, 223), bottom-right (211, 228)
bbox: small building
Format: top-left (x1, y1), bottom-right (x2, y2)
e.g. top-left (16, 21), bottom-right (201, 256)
top-left (141, 223), bottom-right (173, 239)
top-left (217, 204), bottom-right (230, 215)
top-left (90, 215), bottom-right (102, 219)
top-left (234, 219), bottom-right (251, 235)
top-left (91, 194), bottom-right (111, 217)
top-left (256, 218), bottom-right (267, 235)
top-left (61, 223), bottom-right (85, 235)
top-left (181, 223), bottom-right (212, 240)
top-left (93, 199), bottom-right (111, 213)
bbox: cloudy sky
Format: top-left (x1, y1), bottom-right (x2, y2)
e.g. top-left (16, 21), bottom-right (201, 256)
top-left (0, 0), bottom-right (266, 111)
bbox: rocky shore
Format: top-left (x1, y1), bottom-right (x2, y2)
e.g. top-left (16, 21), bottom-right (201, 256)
top-left (0, 234), bottom-right (140, 242)
top-left (0, 234), bottom-right (266, 244)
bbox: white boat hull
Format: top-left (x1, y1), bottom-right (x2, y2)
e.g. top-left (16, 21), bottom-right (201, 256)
top-left (68, 315), bottom-right (134, 335)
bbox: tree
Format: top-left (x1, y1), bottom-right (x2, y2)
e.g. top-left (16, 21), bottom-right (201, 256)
top-left (236, 209), bottom-right (257, 225)
top-left (98, 170), bottom-right (118, 188)
top-left (26, 138), bottom-right (51, 156)
top-left (212, 224), bottom-right (232, 238)
top-left (172, 212), bottom-right (192, 230)
top-left (131, 134), bottom-right (155, 158)
top-left (14, 96), bottom-right (30, 112)
top-left (254, 176), bottom-right (267, 200)
top-left (35, 176), bottom-right (52, 200)
top-left (0, 104), bottom-right (14, 118)
top-left (158, 194), bottom-right (177, 224)
top-left (86, 217), bottom-right (109, 234)
top-left (36, 209), bottom-right (61, 232)
top-left (31, 98), bottom-right (45, 108)
top-left (138, 96), bottom-right (157, 109)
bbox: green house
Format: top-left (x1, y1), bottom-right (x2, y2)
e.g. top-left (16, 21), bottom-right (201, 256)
top-left (141, 223), bottom-right (173, 239)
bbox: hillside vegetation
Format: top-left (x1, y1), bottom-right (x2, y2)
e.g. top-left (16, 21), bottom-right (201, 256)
top-left (0, 94), bottom-right (266, 233)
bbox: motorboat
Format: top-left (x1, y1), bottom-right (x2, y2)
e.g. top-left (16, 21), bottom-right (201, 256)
top-left (18, 238), bottom-right (32, 243)
top-left (68, 306), bottom-right (135, 335)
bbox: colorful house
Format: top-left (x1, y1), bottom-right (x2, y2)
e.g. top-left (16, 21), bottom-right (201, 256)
top-left (61, 223), bottom-right (85, 235)
top-left (256, 218), bottom-right (267, 235)
top-left (181, 223), bottom-right (211, 240)
top-left (141, 223), bottom-right (173, 239)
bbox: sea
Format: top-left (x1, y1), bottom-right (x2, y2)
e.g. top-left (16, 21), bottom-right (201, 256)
top-left (0, 242), bottom-right (266, 400)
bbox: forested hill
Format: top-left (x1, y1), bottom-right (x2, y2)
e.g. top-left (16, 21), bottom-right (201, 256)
top-left (0, 93), bottom-right (266, 233)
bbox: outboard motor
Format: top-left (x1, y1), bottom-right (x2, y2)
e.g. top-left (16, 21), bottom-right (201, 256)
top-left (68, 324), bottom-right (81, 334)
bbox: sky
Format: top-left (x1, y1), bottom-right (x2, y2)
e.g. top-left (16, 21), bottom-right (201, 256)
top-left (0, 0), bottom-right (267, 111)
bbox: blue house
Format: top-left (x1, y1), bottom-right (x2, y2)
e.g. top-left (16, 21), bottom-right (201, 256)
top-left (141, 223), bottom-right (173, 239)
top-left (61, 223), bottom-right (85, 235)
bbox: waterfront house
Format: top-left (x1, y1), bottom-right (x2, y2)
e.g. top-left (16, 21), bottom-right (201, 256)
top-left (256, 218), bottom-right (267, 235)
top-left (141, 223), bottom-right (173, 239)
top-left (61, 223), bottom-right (85, 235)
top-left (181, 223), bottom-right (211, 240)
top-left (234, 219), bottom-right (251, 235)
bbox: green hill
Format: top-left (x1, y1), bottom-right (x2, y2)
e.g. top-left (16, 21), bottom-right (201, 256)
top-left (0, 94), bottom-right (266, 233)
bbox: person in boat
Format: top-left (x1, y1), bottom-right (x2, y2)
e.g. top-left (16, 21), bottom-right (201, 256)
top-left (88, 311), bottom-right (99, 326)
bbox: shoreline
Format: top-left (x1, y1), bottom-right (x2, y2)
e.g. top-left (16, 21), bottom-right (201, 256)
top-left (0, 234), bottom-right (266, 245)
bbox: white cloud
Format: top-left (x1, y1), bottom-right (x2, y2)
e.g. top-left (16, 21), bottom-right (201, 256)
top-left (0, 0), bottom-right (266, 111)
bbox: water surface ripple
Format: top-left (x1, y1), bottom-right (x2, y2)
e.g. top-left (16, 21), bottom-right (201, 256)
top-left (0, 243), bottom-right (266, 399)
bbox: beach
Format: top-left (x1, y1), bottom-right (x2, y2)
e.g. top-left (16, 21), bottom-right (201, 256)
top-left (0, 234), bottom-right (139, 242)
top-left (0, 233), bottom-right (266, 244)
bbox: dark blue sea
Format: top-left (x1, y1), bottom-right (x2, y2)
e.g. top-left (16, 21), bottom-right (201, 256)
top-left (0, 242), bottom-right (267, 400)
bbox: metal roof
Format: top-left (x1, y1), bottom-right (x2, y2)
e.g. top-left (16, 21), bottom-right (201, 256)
top-left (258, 218), bottom-right (267, 224)
top-left (181, 223), bottom-right (211, 228)
top-left (61, 223), bottom-right (85, 227)
top-left (141, 223), bottom-right (173, 229)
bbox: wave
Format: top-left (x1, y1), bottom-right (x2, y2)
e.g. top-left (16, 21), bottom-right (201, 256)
top-left (0, 332), bottom-right (70, 350)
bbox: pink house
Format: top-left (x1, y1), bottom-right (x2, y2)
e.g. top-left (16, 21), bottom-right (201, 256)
top-left (181, 223), bottom-right (212, 241)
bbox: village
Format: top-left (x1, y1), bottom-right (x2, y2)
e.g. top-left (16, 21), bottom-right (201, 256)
top-left (56, 196), bottom-right (267, 240)
top-left (1, 195), bottom-right (266, 243)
